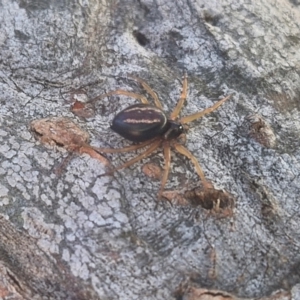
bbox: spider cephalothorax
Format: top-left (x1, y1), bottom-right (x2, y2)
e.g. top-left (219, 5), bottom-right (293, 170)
top-left (94, 74), bottom-right (231, 199)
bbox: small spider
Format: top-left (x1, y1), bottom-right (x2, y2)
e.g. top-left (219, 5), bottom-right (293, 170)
top-left (94, 74), bottom-right (232, 199)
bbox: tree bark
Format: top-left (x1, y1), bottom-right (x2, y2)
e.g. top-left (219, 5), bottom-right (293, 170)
top-left (0, 0), bottom-right (300, 299)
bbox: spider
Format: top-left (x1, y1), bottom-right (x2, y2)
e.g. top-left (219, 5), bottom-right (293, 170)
top-left (94, 74), bottom-right (232, 199)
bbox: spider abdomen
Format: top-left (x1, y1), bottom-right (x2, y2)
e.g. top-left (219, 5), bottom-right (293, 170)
top-left (111, 103), bottom-right (168, 142)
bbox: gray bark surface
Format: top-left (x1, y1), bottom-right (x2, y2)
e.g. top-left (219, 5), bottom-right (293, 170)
top-left (0, 0), bottom-right (300, 299)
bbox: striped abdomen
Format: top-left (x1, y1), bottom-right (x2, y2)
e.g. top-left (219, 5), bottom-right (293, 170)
top-left (111, 104), bottom-right (169, 142)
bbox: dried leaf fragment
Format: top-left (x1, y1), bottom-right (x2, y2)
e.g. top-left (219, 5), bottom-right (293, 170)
top-left (31, 117), bottom-right (89, 149)
top-left (30, 117), bottom-right (109, 166)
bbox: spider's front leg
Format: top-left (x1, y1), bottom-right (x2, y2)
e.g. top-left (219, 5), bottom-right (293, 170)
top-left (78, 144), bottom-right (111, 167)
top-left (170, 72), bottom-right (188, 120)
top-left (180, 94), bottom-right (232, 124)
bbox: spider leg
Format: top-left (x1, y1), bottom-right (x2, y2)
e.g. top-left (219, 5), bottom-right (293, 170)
top-left (79, 145), bottom-right (111, 167)
top-left (169, 72), bottom-right (188, 120)
top-left (158, 141), bottom-right (171, 199)
top-left (110, 139), bottom-right (161, 172)
top-left (92, 138), bottom-right (158, 154)
top-left (129, 75), bottom-right (163, 110)
top-left (91, 90), bottom-right (149, 105)
top-left (180, 94), bottom-right (232, 124)
top-left (173, 142), bottom-right (213, 189)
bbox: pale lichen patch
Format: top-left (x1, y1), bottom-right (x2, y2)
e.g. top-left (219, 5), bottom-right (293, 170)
top-left (79, 195), bottom-right (95, 210)
top-left (64, 201), bottom-right (81, 217)
top-left (91, 177), bottom-right (110, 198)
top-left (6, 173), bottom-right (20, 188)
top-left (89, 211), bottom-right (106, 226)
top-left (0, 197), bottom-right (9, 206)
top-left (96, 203), bottom-right (113, 218)
top-left (70, 256), bottom-right (89, 280)
top-left (66, 233), bottom-right (76, 242)
top-left (0, 129), bottom-right (8, 137)
top-left (0, 167), bottom-right (6, 175)
top-left (105, 188), bottom-right (121, 203)
top-left (22, 207), bottom-right (64, 254)
top-left (114, 212), bottom-right (129, 224)
top-left (63, 215), bottom-right (78, 230)
top-left (76, 211), bottom-right (89, 229)
top-left (40, 194), bottom-right (52, 206)
top-left (0, 184), bottom-right (9, 198)
top-left (0, 144), bottom-right (10, 155)
top-left (4, 149), bottom-right (17, 159)
top-left (62, 248), bottom-right (70, 262)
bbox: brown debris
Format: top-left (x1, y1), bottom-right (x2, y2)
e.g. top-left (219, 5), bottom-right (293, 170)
top-left (31, 117), bottom-right (90, 149)
top-left (184, 287), bottom-right (238, 300)
top-left (175, 284), bottom-right (290, 300)
top-left (69, 89), bottom-right (95, 118)
top-left (30, 117), bottom-right (109, 167)
top-left (161, 189), bottom-right (189, 205)
top-left (174, 285), bottom-right (240, 300)
top-left (162, 186), bottom-right (235, 217)
top-left (248, 114), bottom-right (276, 148)
top-left (184, 187), bottom-right (235, 214)
top-left (71, 101), bottom-right (95, 118)
top-left (142, 163), bottom-right (162, 180)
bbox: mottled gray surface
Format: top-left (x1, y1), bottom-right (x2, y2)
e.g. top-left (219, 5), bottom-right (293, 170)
top-left (1, 0), bottom-right (300, 299)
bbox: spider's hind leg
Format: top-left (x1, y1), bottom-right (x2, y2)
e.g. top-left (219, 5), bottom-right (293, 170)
top-left (106, 139), bottom-right (161, 174)
top-left (92, 90), bottom-right (150, 105)
top-left (129, 75), bottom-right (163, 110)
top-left (158, 141), bottom-right (171, 200)
top-left (92, 139), bottom-right (156, 154)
